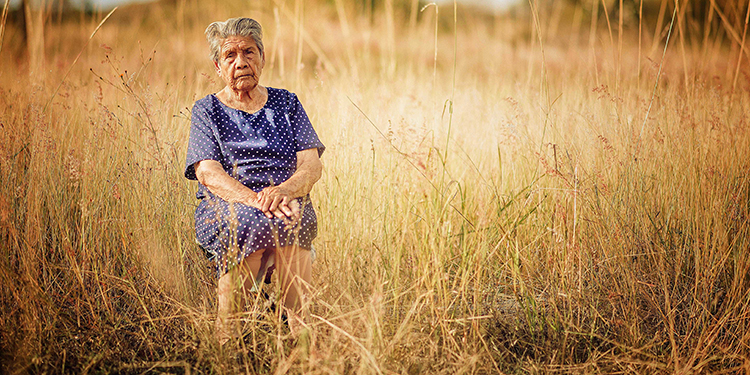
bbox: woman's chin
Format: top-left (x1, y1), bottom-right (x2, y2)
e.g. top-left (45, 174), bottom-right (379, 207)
top-left (231, 78), bottom-right (260, 92)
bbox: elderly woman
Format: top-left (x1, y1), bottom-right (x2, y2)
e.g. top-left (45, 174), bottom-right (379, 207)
top-left (185, 17), bottom-right (324, 340)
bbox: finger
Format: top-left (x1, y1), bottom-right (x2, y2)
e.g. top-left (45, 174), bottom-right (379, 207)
top-left (280, 198), bottom-right (294, 217)
top-left (289, 199), bottom-right (302, 222)
top-left (269, 195), bottom-right (284, 213)
top-left (259, 199), bottom-right (273, 217)
top-left (286, 200), bottom-right (300, 221)
top-left (291, 199), bottom-right (301, 216)
top-left (263, 207), bottom-right (274, 218)
top-left (260, 194), bottom-right (273, 213)
top-left (254, 196), bottom-right (273, 218)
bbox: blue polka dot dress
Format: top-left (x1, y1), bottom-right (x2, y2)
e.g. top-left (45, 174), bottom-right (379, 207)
top-left (184, 87), bottom-right (325, 277)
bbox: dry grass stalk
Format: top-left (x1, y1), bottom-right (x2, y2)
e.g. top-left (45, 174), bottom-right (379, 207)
top-left (0, 0), bottom-right (749, 373)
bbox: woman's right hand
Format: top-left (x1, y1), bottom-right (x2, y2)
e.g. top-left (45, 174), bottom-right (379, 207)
top-left (243, 193), bottom-right (270, 216)
top-left (245, 190), bottom-right (300, 227)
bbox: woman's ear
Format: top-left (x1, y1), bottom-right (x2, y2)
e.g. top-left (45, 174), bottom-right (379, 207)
top-left (214, 60), bottom-right (221, 75)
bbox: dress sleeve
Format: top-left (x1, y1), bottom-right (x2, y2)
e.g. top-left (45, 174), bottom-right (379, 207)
top-left (288, 93), bottom-right (325, 157)
top-left (185, 102), bottom-right (223, 180)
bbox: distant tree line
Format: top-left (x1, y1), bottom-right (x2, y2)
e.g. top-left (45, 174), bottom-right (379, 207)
top-left (567, 0), bottom-right (748, 36)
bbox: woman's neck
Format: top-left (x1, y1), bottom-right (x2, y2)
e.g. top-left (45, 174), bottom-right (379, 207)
top-left (216, 85), bottom-right (268, 114)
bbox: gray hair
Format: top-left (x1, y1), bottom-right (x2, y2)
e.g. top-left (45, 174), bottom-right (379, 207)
top-left (205, 17), bottom-right (264, 62)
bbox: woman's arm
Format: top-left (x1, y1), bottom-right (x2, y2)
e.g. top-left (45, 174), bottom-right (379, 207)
top-left (194, 160), bottom-right (275, 218)
top-left (257, 148), bottom-right (322, 217)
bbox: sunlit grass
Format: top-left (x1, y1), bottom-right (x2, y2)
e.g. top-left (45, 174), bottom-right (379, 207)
top-left (1, 0), bottom-right (749, 373)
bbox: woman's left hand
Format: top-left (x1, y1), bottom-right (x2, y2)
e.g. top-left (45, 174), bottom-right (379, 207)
top-left (256, 148), bottom-right (321, 227)
top-left (257, 186), bottom-right (301, 223)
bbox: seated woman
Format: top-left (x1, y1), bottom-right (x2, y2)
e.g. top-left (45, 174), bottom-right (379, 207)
top-left (184, 17), bottom-right (324, 341)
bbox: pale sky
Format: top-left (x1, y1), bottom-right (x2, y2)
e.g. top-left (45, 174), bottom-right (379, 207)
top-left (9, 0), bottom-right (523, 12)
top-left (435, 0), bottom-right (522, 11)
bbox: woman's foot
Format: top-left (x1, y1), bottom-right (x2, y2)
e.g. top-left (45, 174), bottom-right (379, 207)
top-left (215, 315), bottom-right (236, 346)
top-left (286, 310), bottom-right (307, 336)
top-left (286, 311), bottom-right (318, 360)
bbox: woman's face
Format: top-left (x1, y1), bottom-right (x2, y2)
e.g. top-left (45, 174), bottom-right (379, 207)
top-left (215, 35), bottom-right (264, 92)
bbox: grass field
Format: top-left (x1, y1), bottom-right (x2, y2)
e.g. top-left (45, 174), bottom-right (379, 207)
top-left (1, 0), bottom-right (750, 373)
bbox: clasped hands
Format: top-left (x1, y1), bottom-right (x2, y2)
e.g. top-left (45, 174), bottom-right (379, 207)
top-left (248, 186), bottom-right (301, 229)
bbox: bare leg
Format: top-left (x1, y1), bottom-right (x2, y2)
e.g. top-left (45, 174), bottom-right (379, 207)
top-left (275, 245), bottom-right (312, 333)
top-left (216, 249), bottom-right (265, 343)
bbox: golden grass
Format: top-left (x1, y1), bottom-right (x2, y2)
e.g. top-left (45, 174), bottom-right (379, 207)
top-left (1, 0), bottom-right (749, 373)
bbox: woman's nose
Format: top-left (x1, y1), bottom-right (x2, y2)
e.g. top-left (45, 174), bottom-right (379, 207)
top-left (235, 53), bottom-right (249, 69)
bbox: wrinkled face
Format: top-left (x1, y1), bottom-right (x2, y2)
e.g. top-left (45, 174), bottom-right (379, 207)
top-left (215, 35), bottom-right (265, 92)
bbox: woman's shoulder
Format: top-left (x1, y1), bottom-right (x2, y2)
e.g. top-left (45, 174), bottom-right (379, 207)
top-left (193, 93), bottom-right (220, 111)
top-left (266, 87), bottom-right (299, 107)
top-left (191, 94), bottom-right (229, 126)
top-left (266, 87), bottom-right (290, 97)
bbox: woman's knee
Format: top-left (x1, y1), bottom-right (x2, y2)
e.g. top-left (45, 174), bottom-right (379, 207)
top-left (275, 246), bottom-right (311, 286)
top-left (277, 246), bottom-right (311, 265)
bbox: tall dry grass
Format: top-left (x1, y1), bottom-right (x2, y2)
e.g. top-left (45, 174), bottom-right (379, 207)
top-left (1, 0), bottom-right (749, 373)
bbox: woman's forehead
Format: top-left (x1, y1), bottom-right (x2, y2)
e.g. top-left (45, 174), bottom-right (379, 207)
top-left (221, 36), bottom-right (257, 52)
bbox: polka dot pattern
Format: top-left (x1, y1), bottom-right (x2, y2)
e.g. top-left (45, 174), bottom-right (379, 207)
top-left (184, 87), bottom-right (325, 277)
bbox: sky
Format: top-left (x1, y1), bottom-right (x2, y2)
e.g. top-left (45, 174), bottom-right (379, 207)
top-left (7, 0), bottom-right (153, 9)
top-left (8, 0), bottom-right (523, 12)
top-left (435, 0), bottom-right (522, 11)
